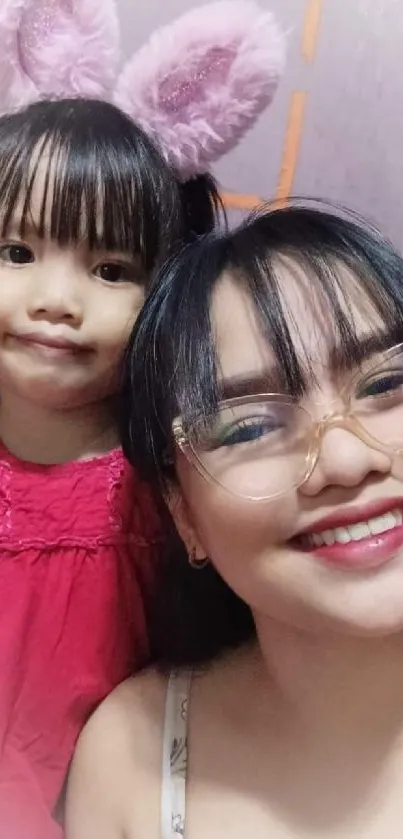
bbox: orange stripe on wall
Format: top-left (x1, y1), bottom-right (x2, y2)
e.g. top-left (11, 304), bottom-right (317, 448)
top-left (302, 0), bottom-right (323, 63)
top-left (221, 191), bottom-right (263, 211)
top-left (222, 0), bottom-right (323, 212)
top-left (276, 90), bottom-right (306, 202)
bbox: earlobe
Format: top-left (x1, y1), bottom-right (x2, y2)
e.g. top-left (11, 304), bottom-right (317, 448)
top-left (165, 484), bottom-right (207, 560)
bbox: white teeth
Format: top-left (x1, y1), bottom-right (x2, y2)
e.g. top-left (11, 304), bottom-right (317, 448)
top-left (349, 523), bottom-right (371, 541)
top-left (322, 530), bottom-right (334, 546)
top-left (334, 527), bottom-right (351, 544)
top-left (368, 513), bottom-right (397, 535)
top-left (305, 508), bottom-right (402, 548)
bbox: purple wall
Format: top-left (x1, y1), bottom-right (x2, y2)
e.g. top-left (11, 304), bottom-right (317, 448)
top-left (118, 0), bottom-right (403, 245)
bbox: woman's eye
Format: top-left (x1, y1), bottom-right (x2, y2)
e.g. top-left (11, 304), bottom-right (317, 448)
top-left (217, 417), bottom-right (282, 448)
top-left (0, 244), bottom-right (34, 265)
top-left (94, 262), bottom-right (135, 284)
top-left (359, 373), bottom-right (403, 399)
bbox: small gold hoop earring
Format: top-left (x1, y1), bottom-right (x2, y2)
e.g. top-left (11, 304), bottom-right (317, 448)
top-left (188, 548), bottom-right (209, 570)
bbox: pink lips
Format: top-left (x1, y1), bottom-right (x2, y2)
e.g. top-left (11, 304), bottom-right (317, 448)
top-left (10, 331), bottom-right (89, 356)
top-left (297, 498), bottom-right (403, 535)
top-left (292, 498), bottom-right (403, 571)
top-left (300, 527), bottom-right (403, 571)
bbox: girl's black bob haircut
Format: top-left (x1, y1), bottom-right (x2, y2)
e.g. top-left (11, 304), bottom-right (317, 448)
top-left (121, 201), bottom-right (403, 668)
top-left (0, 97), bottom-right (223, 278)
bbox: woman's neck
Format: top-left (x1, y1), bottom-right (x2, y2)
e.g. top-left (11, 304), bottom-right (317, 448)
top-left (254, 617), bottom-right (403, 744)
top-left (0, 390), bottom-right (119, 464)
top-left (232, 623), bottom-right (403, 831)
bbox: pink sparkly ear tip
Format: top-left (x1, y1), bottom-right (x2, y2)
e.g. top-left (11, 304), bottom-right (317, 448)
top-left (114, 0), bottom-right (286, 177)
top-left (0, 0), bottom-right (119, 111)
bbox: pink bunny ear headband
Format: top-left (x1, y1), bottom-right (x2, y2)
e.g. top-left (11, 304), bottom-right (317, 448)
top-left (0, 0), bottom-right (285, 178)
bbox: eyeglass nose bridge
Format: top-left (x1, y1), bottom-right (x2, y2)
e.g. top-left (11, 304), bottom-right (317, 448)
top-left (303, 409), bottom-right (391, 484)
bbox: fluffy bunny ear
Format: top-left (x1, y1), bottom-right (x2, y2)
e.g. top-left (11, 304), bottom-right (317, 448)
top-left (114, 1), bottom-right (285, 178)
top-left (0, 0), bottom-right (120, 113)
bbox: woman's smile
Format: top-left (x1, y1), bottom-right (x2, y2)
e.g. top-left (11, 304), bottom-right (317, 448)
top-left (291, 497), bottom-right (403, 569)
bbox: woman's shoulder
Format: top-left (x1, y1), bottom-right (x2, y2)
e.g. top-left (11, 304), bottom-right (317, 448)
top-left (66, 670), bottom-right (168, 838)
top-left (74, 669), bottom-right (168, 764)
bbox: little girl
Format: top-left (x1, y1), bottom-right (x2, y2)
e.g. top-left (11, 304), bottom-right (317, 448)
top-left (0, 94), bottom-right (220, 839)
top-left (0, 1), bottom-right (284, 835)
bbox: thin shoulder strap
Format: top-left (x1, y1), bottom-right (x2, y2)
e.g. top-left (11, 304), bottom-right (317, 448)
top-left (161, 670), bottom-right (193, 839)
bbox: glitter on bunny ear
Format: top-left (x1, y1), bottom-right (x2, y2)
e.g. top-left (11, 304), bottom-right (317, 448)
top-left (0, 0), bottom-right (285, 177)
top-left (113, 1), bottom-right (286, 177)
top-left (0, 0), bottom-right (120, 112)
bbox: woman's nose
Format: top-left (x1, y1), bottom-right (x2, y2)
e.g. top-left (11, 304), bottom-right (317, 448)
top-left (299, 424), bottom-right (392, 497)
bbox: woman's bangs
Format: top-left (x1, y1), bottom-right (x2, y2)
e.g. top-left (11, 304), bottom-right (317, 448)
top-left (235, 243), bottom-right (403, 396)
top-left (171, 239), bottom-right (403, 422)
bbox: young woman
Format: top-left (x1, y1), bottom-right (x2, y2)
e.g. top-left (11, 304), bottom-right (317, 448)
top-left (67, 203), bottom-right (403, 838)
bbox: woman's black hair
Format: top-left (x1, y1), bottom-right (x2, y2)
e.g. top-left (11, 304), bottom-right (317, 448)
top-left (121, 201), bottom-right (403, 668)
top-left (0, 98), bottom-right (223, 278)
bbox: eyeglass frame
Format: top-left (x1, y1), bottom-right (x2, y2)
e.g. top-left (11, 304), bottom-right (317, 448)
top-left (171, 341), bottom-right (403, 502)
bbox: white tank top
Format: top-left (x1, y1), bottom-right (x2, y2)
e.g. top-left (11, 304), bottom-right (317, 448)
top-left (161, 671), bottom-right (192, 838)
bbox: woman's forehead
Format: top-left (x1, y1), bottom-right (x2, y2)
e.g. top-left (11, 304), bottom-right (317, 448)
top-left (210, 265), bottom-right (385, 390)
top-left (212, 273), bottom-right (275, 380)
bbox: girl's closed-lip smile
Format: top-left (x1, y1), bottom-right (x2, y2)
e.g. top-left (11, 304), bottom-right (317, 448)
top-left (8, 331), bottom-right (91, 359)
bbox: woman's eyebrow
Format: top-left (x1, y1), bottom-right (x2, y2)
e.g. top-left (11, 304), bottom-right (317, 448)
top-left (217, 329), bottom-right (403, 401)
top-left (330, 326), bottom-right (403, 372)
top-left (218, 368), bottom-right (292, 399)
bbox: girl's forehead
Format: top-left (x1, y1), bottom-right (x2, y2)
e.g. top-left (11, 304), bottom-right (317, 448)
top-left (0, 147), bottom-right (106, 247)
top-left (8, 155), bottom-right (54, 226)
top-left (0, 132), bottom-right (153, 264)
top-left (1, 149), bottom-right (60, 228)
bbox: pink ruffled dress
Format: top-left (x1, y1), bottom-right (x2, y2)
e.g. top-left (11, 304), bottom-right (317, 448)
top-left (0, 443), bottom-right (162, 838)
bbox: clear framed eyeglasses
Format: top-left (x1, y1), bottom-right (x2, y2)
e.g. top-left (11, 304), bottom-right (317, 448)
top-left (172, 343), bottom-right (403, 501)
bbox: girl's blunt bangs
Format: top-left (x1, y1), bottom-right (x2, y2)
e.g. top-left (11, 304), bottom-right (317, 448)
top-left (0, 99), bottom-right (183, 273)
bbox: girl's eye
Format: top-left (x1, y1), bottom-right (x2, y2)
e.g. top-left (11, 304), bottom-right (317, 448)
top-left (94, 262), bottom-right (136, 284)
top-left (0, 244), bottom-right (34, 265)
